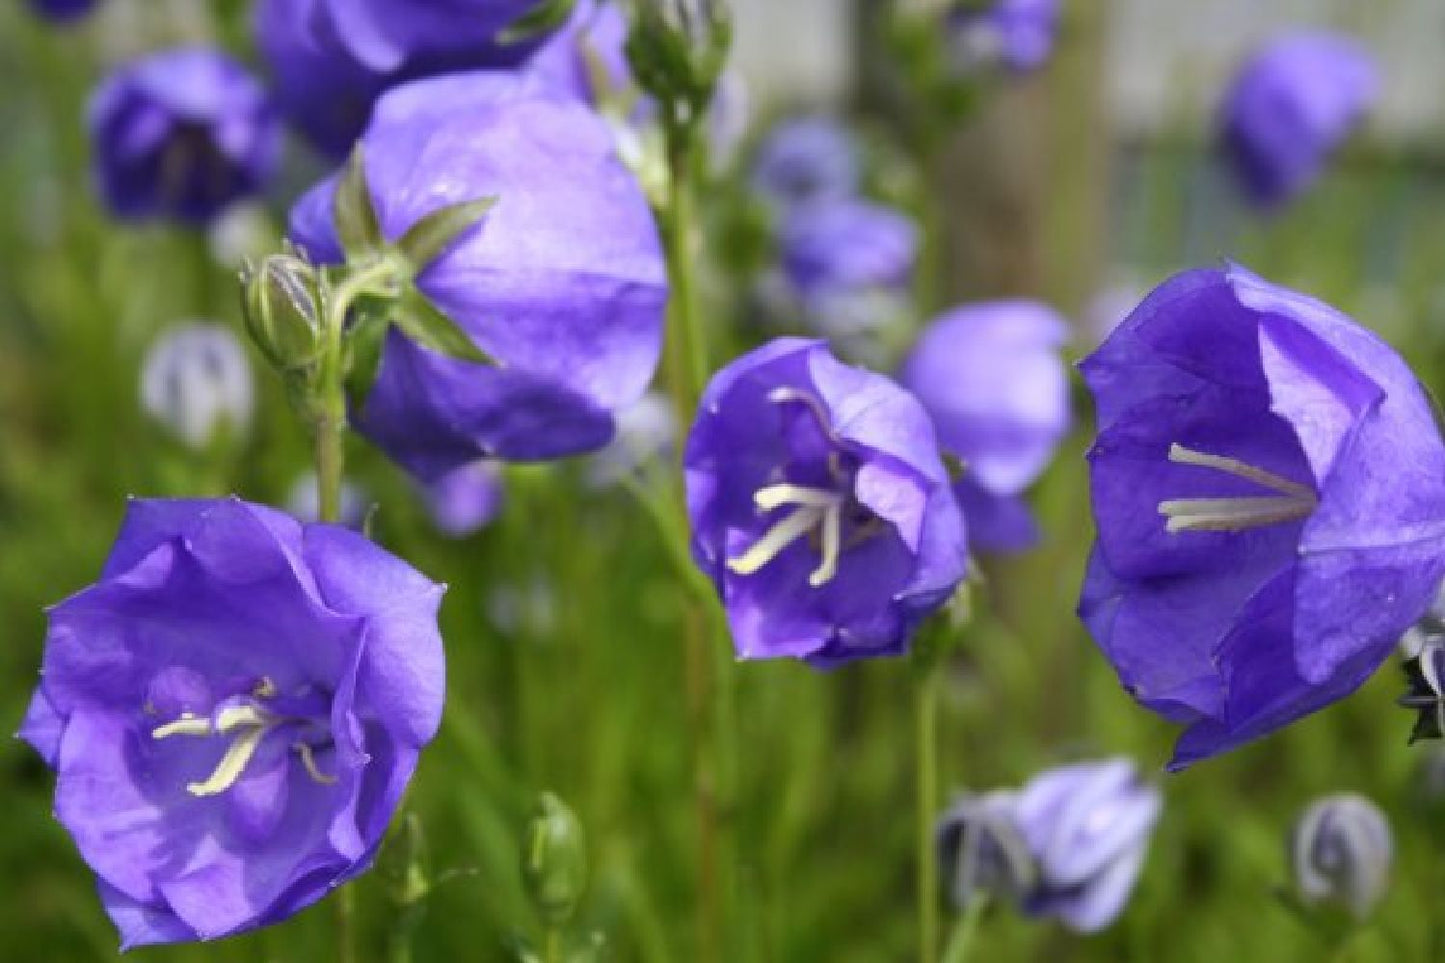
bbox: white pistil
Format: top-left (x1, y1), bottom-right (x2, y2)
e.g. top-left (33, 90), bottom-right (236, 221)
top-left (1158, 443), bottom-right (1318, 534)
top-left (294, 742), bottom-right (338, 786)
top-left (151, 701), bottom-right (335, 796)
top-left (728, 483), bottom-right (846, 586)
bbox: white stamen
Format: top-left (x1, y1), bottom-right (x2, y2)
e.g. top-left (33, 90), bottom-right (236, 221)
top-left (187, 723), bottom-right (271, 797)
top-left (151, 713), bottom-right (212, 740)
top-left (728, 484), bottom-right (847, 586)
top-left (294, 742), bottom-right (338, 786)
top-left (1159, 443), bottom-right (1318, 534)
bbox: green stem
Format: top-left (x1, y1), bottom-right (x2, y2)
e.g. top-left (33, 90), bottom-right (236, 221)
top-left (940, 897), bottom-right (987, 963)
top-left (662, 121), bottom-right (709, 420)
top-left (916, 657), bottom-right (942, 963)
top-left (336, 885), bottom-right (358, 963)
top-left (543, 927), bottom-right (564, 963)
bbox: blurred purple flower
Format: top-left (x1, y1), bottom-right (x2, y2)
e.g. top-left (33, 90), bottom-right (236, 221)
top-left (28, 0), bottom-right (96, 22)
top-left (939, 758), bottom-right (1160, 933)
top-left (18, 498), bottom-right (445, 947)
top-left (1079, 264), bottom-right (1445, 769)
top-left (685, 338), bottom-right (967, 666)
top-left (750, 116), bottom-right (861, 214)
top-left (1219, 32), bottom-right (1379, 210)
top-left (89, 48), bottom-right (281, 226)
top-left (423, 461), bottom-right (504, 538)
top-left (1290, 793), bottom-right (1392, 919)
top-left (948, 0), bottom-right (1060, 75)
top-left (287, 471), bottom-right (369, 529)
top-left (140, 322), bottom-right (255, 450)
top-left (901, 300), bottom-right (1070, 553)
top-left (254, 0), bottom-right (551, 158)
top-left (290, 72), bottom-right (667, 479)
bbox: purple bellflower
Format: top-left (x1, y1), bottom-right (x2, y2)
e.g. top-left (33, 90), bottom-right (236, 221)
top-left (948, 0), bottom-right (1061, 75)
top-left (750, 116), bottom-right (862, 215)
top-left (18, 498), bottom-right (445, 947)
top-left (29, 0), bottom-right (97, 22)
top-left (422, 461), bottom-right (505, 538)
top-left (938, 758), bottom-right (1161, 934)
top-left (685, 338), bottom-right (968, 666)
top-left (89, 48), bottom-right (281, 226)
top-left (1079, 265), bottom-right (1445, 768)
top-left (1290, 793), bottom-right (1393, 919)
top-left (1219, 32), bottom-right (1379, 210)
top-left (254, 0), bottom-right (550, 158)
top-left (289, 71), bottom-right (667, 479)
top-left (901, 300), bottom-right (1070, 553)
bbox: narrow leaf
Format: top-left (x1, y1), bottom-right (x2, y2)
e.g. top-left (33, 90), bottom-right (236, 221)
top-left (497, 0), bottom-right (577, 45)
top-left (334, 145), bottom-right (383, 256)
top-left (393, 293), bottom-right (494, 366)
top-left (342, 303), bottom-right (392, 410)
top-left (396, 197), bottom-right (498, 273)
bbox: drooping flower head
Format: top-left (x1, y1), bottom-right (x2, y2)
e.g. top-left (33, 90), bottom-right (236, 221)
top-left (947, 0), bottom-right (1061, 75)
top-left (18, 498), bottom-right (445, 947)
top-left (289, 71), bottom-right (667, 480)
top-left (140, 322), bottom-right (255, 450)
top-left (1219, 32), bottom-right (1379, 210)
top-left (901, 300), bottom-right (1070, 552)
top-left (685, 338), bottom-right (967, 666)
top-left (1290, 792), bottom-right (1393, 919)
top-left (28, 0), bottom-right (97, 22)
top-left (750, 116), bottom-right (862, 215)
top-left (938, 758), bottom-right (1161, 933)
top-left (1079, 265), bottom-right (1445, 768)
top-left (89, 48), bottom-right (281, 226)
top-left (254, 0), bottom-right (553, 158)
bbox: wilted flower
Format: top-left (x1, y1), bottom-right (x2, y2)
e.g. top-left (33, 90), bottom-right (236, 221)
top-left (89, 48), bottom-right (281, 226)
top-left (901, 300), bottom-right (1070, 552)
top-left (1079, 264), bottom-right (1445, 768)
top-left (585, 392), bottom-right (677, 488)
top-left (1290, 793), bottom-right (1392, 919)
top-left (947, 0), bottom-right (1061, 75)
top-left (18, 498), bottom-right (446, 947)
top-left (289, 72), bottom-right (667, 479)
top-left (140, 323), bottom-right (255, 449)
top-left (750, 116), bottom-right (861, 214)
top-left (685, 338), bottom-right (967, 666)
top-left (28, 0), bottom-right (96, 22)
top-left (1219, 32), bottom-right (1379, 210)
top-left (422, 461), bottom-right (504, 538)
top-left (938, 758), bottom-right (1161, 933)
top-left (254, 0), bottom-right (554, 158)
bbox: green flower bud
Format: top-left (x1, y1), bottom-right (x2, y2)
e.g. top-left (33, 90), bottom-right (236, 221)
top-left (625, 0), bottom-right (733, 128)
top-left (521, 792), bottom-right (588, 926)
top-left (240, 251), bottom-right (322, 372)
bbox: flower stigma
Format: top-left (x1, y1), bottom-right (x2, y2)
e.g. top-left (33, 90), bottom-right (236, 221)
top-left (1158, 442), bottom-right (1318, 534)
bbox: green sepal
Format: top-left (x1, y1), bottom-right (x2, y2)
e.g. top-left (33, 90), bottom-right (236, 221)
top-left (393, 291), bottom-right (493, 366)
top-left (396, 196), bottom-right (498, 273)
top-left (498, 0), bottom-right (578, 44)
top-left (341, 300), bottom-right (393, 411)
top-left (334, 146), bottom-right (383, 257)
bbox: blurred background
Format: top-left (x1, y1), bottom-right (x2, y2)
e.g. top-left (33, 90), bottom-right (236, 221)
top-left (4, 0), bottom-right (1445, 960)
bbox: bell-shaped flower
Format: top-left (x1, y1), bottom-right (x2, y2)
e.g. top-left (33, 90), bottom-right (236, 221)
top-left (1290, 793), bottom-right (1392, 919)
top-left (938, 757), bottom-right (1161, 934)
top-left (685, 338), bottom-right (967, 666)
top-left (1219, 32), bottom-right (1379, 210)
top-left (289, 71), bottom-right (667, 480)
top-left (1078, 265), bottom-right (1445, 768)
top-left (947, 0), bottom-right (1061, 75)
top-left (750, 116), bottom-right (861, 215)
top-left (89, 47), bottom-right (281, 225)
top-left (421, 461), bottom-right (504, 539)
top-left (17, 498), bottom-right (446, 947)
top-left (253, 0), bottom-right (553, 158)
top-left (140, 322), bottom-right (255, 450)
top-left (901, 300), bottom-right (1070, 553)
top-left (28, 0), bottom-right (96, 22)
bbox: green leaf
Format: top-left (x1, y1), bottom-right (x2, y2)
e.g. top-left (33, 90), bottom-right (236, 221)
top-left (396, 197), bottom-right (498, 273)
top-left (497, 0), bottom-right (577, 45)
top-left (393, 293), bottom-right (494, 366)
top-left (341, 302), bottom-right (393, 410)
top-left (334, 146), bottom-right (383, 256)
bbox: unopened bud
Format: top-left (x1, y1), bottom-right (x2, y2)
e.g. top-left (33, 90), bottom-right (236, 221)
top-left (625, 0), bottom-right (732, 126)
top-left (240, 251), bottom-right (322, 371)
top-left (1290, 793), bottom-right (1393, 920)
top-left (522, 792), bottom-right (588, 926)
top-left (936, 790), bottom-right (1037, 910)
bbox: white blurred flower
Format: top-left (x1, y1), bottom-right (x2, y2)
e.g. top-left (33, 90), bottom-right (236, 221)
top-left (140, 322), bottom-right (254, 449)
top-left (586, 392), bottom-right (677, 488)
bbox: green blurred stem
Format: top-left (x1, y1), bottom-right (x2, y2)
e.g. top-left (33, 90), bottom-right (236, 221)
top-left (542, 927), bottom-right (564, 963)
top-left (940, 897), bottom-right (987, 963)
top-left (336, 885), bottom-right (358, 963)
top-left (662, 120), bottom-right (709, 418)
top-left (915, 654), bottom-right (942, 963)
